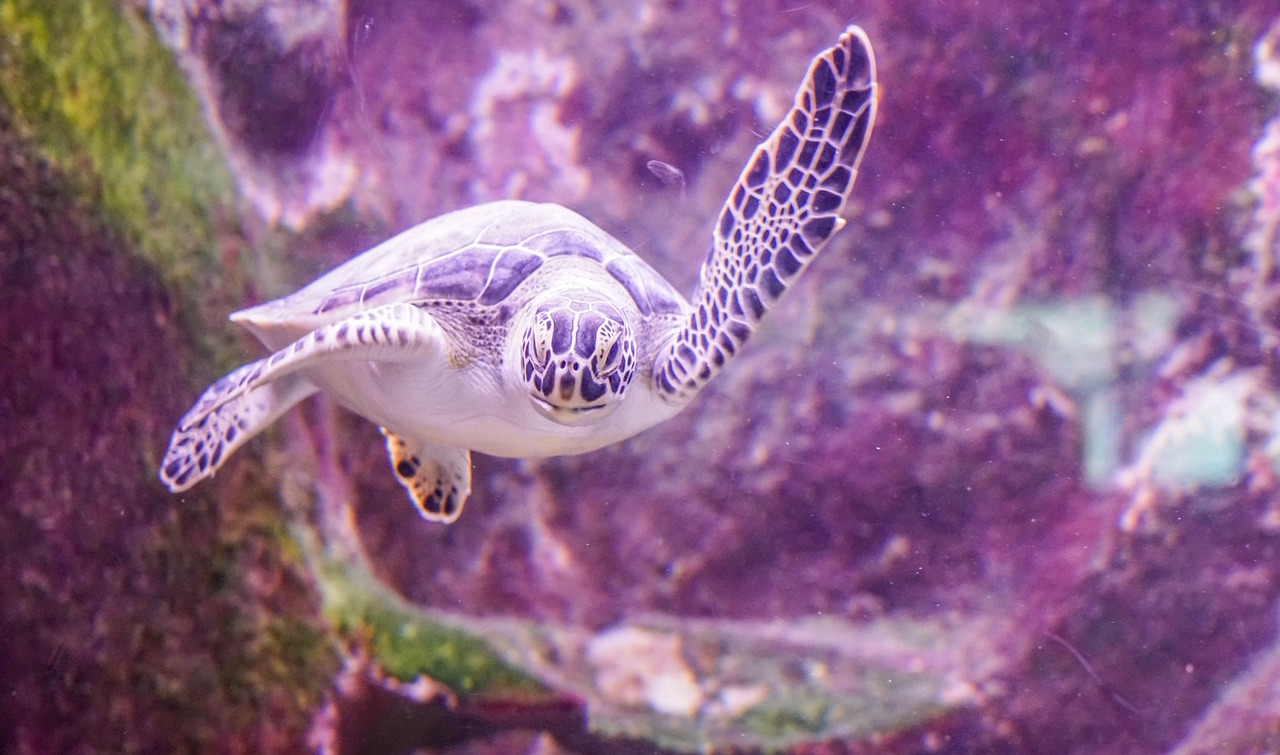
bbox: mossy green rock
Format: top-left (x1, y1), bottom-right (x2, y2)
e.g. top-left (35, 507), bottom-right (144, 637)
top-left (0, 0), bottom-right (233, 283)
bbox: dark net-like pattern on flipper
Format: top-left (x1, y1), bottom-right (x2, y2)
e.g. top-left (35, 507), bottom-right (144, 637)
top-left (655, 26), bottom-right (877, 402)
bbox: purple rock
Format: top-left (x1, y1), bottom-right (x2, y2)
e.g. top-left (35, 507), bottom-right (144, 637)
top-left (137, 1), bottom-right (1280, 751)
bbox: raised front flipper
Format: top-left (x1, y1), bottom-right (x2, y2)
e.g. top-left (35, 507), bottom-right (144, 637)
top-left (655, 25), bottom-right (878, 403)
top-left (160, 303), bottom-right (449, 492)
top-left (383, 430), bottom-right (472, 524)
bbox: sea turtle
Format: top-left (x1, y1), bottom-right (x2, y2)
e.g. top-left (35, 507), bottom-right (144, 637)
top-left (160, 25), bottom-right (878, 523)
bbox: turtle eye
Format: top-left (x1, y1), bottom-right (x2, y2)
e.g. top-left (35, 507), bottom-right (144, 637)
top-left (593, 321), bottom-right (624, 377)
top-left (531, 311), bottom-right (555, 366)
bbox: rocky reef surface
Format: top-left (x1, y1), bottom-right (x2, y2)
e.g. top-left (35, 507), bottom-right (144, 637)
top-left (6, 0), bottom-right (1280, 752)
top-left (0, 89), bottom-right (331, 754)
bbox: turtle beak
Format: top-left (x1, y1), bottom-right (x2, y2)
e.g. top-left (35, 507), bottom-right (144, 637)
top-left (528, 395), bottom-right (616, 426)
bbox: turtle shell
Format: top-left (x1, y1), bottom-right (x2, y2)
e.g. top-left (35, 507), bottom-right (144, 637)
top-left (234, 201), bottom-right (686, 338)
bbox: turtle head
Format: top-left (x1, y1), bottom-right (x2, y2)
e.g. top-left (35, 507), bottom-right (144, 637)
top-left (518, 295), bottom-right (636, 425)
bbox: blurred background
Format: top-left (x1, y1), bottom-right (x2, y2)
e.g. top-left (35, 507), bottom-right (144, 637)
top-left (3, 1), bottom-right (1280, 752)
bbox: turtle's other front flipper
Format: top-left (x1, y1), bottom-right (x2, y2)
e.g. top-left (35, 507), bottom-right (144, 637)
top-left (655, 25), bottom-right (878, 403)
top-left (383, 430), bottom-right (472, 524)
top-left (160, 370), bottom-right (317, 491)
top-left (161, 302), bottom-right (449, 492)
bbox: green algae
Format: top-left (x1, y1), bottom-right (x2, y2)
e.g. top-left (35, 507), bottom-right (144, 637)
top-left (351, 596), bottom-right (548, 696)
top-left (301, 524), bottom-right (546, 697)
top-left (195, 474), bottom-right (340, 739)
top-left (287, 482), bottom-right (991, 751)
top-left (0, 0), bottom-right (234, 286)
top-left (0, 4), bottom-right (353, 736)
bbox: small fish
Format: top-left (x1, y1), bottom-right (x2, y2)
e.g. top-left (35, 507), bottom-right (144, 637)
top-left (646, 159), bottom-right (687, 197)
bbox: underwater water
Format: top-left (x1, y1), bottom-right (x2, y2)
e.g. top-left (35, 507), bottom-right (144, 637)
top-left (4, 0), bottom-right (1280, 752)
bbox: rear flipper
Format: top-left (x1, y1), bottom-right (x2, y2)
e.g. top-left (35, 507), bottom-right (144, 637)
top-left (382, 429), bottom-right (472, 524)
top-left (160, 365), bottom-right (317, 491)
